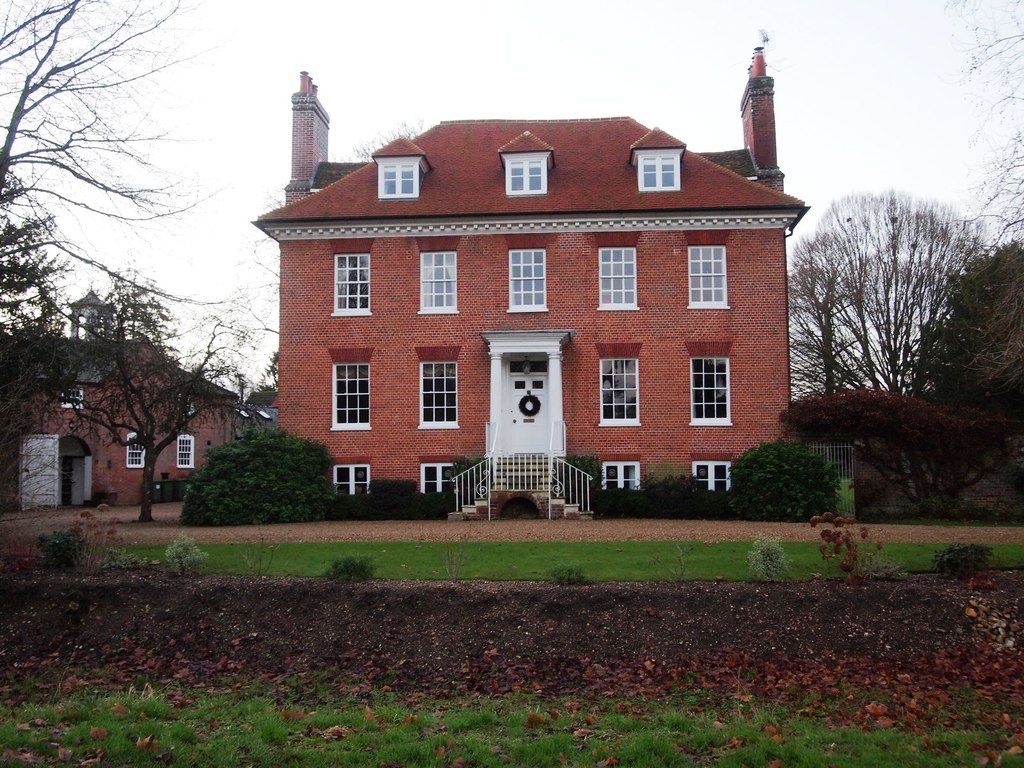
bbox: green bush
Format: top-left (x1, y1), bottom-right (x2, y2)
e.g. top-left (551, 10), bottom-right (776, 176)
top-left (549, 563), bottom-right (590, 585)
top-left (367, 479), bottom-right (417, 519)
top-left (181, 429), bottom-right (335, 526)
top-left (326, 554), bottom-right (375, 582)
top-left (326, 481), bottom-right (453, 521)
top-left (37, 530), bottom-right (85, 568)
top-left (694, 487), bottom-right (734, 519)
top-left (933, 543), bottom-right (993, 579)
top-left (730, 441), bottom-right (839, 522)
top-left (747, 537), bottom-right (791, 581)
top-left (861, 556), bottom-right (907, 581)
top-left (593, 474), bottom-right (701, 519)
top-left (903, 495), bottom-right (1024, 523)
top-left (592, 488), bottom-right (654, 518)
top-left (164, 535), bottom-right (208, 575)
top-left (100, 547), bottom-right (141, 570)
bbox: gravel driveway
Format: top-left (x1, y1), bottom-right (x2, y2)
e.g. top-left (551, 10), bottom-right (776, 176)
top-left (4, 502), bottom-right (1024, 546)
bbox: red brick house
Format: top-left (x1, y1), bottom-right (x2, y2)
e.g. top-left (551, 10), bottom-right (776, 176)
top-left (257, 48), bottom-right (807, 518)
top-left (19, 292), bottom-right (236, 508)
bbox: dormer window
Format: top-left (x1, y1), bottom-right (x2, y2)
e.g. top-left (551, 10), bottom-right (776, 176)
top-left (506, 155), bottom-right (547, 195)
top-left (629, 128), bottom-right (685, 193)
top-left (499, 132), bottom-right (555, 198)
top-left (372, 138), bottom-right (431, 201)
top-left (378, 158), bottom-right (421, 199)
top-left (635, 151), bottom-right (681, 192)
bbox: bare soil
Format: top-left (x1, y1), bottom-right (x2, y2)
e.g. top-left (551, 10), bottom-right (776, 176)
top-left (2, 504), bottom-right (1022, 699)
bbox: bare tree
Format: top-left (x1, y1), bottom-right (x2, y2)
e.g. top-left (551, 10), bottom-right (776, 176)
top-left (52, 278), bottom-right (246, 522)
top-left (351, 120), bottom-right (426, 161)
top-left (955, 0), bottom-right (1024, 237)
top-left (0, 0), bottom-right (188, 271)
top-left (789, 191), bottom-right (986, 397)
top-left (967, 242), bottom-right (1024, 393)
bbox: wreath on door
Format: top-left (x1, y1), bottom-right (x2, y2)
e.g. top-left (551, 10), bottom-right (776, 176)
top-left (518, 394), bottom-right (541, 417)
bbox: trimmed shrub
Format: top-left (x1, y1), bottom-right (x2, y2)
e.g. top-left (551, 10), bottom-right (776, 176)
top-left (37, 530), bottom-right (85, 568)
top-left (933, 543), bottom-right (993, 579)
top-left (592, 488), bottom-right (654, 518)
top-left (747, 537), bottom-right (791, 581)
top-left (594, 474), bottom-right (701, 519)
top-left (181, 429), bottom-right (335, 526)
top-left (694, 487), bottom-right (734, 519)
top-left (326, 554), bottom-right (375, 582)
top-left (549, 563), bottom-right (590, 585)
top-left (326, 481), bottom-right (453, 521)
top-left (365, 479), bottom-right (418, 520)
top-left (164, 535), bottom-right (208, 575)
top-left (730, 441), bottom-right (839, 522)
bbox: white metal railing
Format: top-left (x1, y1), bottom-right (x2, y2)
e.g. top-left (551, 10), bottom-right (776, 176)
top-left (550, 457), bottom-right (592, 517)
top-left (452, 459), bottom-right (490, 518)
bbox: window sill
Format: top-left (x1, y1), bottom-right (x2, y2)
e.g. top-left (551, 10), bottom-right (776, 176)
top-left (508, 306), bottom-right (549, 313)
top-left (332, 309), bottom-right (371, 317)
top-left (418, 309), bottom-right (458, 316)
top-left (331, 425), bottom-right (371, 431)
top-left (597, 305), bottom-right (639, 311)
top-left (419, 423), bottom-right (459, 430)
top-left (688, 303), bottom-right (731, 310)
top-left (599, 420), bottom-right (641, 427)
top-left (689, 420), bottom-right (733, 427)
top-left (638, 185), bottom-right (681, 193)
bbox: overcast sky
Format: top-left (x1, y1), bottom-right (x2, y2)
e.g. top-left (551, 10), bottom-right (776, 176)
top-left (62, 0), bottom-right (1013, 378)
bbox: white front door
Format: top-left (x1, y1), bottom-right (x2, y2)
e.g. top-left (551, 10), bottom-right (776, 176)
top-left (20, 434), bottom-right (59, 508)
top-left (504, 366), bottom-right (549, 453)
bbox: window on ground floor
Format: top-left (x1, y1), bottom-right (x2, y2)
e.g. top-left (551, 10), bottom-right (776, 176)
top-left (176, 434), bottom-right (194, 469)
top-left (600, 358), bottom-right (639, 425)
top-left (335, 464), bottom-right (370, 495)
top-left (602, 461), bottom-right (640, 490)
top-left (421, 361), bottom-right (458, 427)
top-left (334, 363), bottom-right (370, 429)
top-left (693, 460), bottom-right (730, 491)
top-left (690, 357), bottom-right (730, 425)
top-left (126, 432), bottom-right (144, 469)
top-left (421, 463), bottom-right (454, 493)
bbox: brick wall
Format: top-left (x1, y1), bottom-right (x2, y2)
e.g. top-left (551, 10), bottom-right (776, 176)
top-left (279, 228), bottom-right (791, 483)
top-left (32, 400), bottom-right (235, 505)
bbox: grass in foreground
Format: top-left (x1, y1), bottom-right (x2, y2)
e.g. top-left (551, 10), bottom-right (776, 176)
top-left (1, 681), bottom-right (1021, 768)
top-left (125, 540), bottom-right (1024, 582)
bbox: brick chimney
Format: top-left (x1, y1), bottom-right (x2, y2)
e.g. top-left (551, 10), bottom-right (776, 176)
top-left (286, 71), bottom-right (330, 203)
top-left (740, 47), bottom-right (784, 191)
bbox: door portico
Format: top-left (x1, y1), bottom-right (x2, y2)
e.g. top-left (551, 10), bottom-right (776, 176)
top-left (482, 330), bottom-right (572, 456)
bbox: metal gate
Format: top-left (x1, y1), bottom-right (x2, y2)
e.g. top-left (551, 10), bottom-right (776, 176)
top-left (805, 441), bottom-right (855, 515)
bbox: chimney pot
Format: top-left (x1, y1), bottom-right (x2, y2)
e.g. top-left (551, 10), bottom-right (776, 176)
top-left (749, 47), bottom-right (767, 78)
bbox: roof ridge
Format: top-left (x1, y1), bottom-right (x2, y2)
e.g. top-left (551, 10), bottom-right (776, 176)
top-left (437, 117), bottom-right (636, 126)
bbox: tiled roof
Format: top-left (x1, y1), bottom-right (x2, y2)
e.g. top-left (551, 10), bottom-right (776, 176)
top-left (702, 149), bottom-right (758, 178)
top-left (312, 161), bottom-right (366, 190)
top-left (260, 118), bottom-right (803, 223)
top-left (630, 127), bottom-right (686, 151)
top-left (371, 137), bottom-right (428, 158)
top-left (498, 131), bottom-right (555, 154)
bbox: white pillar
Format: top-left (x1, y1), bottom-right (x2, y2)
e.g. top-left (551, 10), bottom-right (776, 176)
top-left (548, 350), bottom-right (564, 454)
top-left (488, 352), bottom-right (503, 453)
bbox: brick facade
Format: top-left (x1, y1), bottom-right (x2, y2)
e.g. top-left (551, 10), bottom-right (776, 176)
top-left (278, 226), bottom-right (792, 480)
top-left (262, 50), bottom-right (806, 506)
top-left (28, 394), bottom-right (234, 506)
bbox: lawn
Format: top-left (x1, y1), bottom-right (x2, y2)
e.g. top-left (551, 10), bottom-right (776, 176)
top-left (127, 540), bottom-right (1024, 581)
top-left (2, 682), bottom-right (1022, 767)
